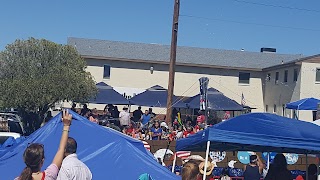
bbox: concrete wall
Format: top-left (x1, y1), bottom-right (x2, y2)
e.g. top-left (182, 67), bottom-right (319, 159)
top-left (85, 58), bottom-right (265, 112)
top-left (263, 65), bottom-right (301, 118)
top-left (298, 62), bottom-right (320, 121)
top-left (263, 62), bottom-right (320, 122)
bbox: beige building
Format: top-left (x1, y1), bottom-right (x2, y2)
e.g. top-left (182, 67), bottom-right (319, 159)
top-left (67, 37), bottom-right (320, 122)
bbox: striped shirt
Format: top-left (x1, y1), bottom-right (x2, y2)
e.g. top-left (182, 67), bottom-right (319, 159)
top-left (57, 154), bottom-right (92, 180)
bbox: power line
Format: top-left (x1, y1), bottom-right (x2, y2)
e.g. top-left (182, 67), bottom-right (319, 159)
top-left (230, 0), bottom-right (320, 13)
top-left (180, 14), bottom-right (320, 32)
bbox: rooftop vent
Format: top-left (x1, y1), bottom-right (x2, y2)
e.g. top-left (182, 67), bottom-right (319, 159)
top-left (261, 47), bottom-right (276, 53)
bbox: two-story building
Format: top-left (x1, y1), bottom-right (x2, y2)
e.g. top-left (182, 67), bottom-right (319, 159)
top-left (67, 37), bottom-right (320, 122)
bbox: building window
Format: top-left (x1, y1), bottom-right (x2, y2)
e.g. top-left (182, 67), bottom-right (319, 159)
top-left (293, 68), bottom-right (298, 82)
top-left (316, 68), bottom-right (320, 82)
top-left (313, 111), bottom-right (317, 121)
top-left (273, 104), bottom-right (277, 113)
top-left (103, 64), bottom-right (111, 79)
top-left (275, 72), bottom-right (279, 84)
top-left (266, 73), bottom-right (271, 82)
top-left (239, 72), bottom-right (250, 84)
top-left (265, 105), bottom-right (269, 112)
top-left (284, 70), bottom-right (288, 83)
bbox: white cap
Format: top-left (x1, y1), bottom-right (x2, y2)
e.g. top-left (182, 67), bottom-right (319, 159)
top-left (160, 122), bottom-right (168, 128)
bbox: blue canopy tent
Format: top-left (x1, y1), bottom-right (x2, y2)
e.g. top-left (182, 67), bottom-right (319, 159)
top-left (89, 82), bottom-right (130, 105)
top-left (129, 85), bottom-right (186, 108)
top-left (286, 97), bottom-right (320, 110)
top-left (176, 113), bottom-right (320, 154)
top-left (186, 88), bottom-right (244, 111)
top-left (0, 111), bottom-right (179, 180)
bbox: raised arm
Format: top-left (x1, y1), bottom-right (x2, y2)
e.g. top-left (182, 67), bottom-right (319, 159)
top-left (257, 155), bottom-right (265, 173)
top-left (52, 109), bottom-right (72, 169)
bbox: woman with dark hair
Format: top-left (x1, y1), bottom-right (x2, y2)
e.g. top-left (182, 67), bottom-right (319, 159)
top-left (16, 110), bottom-right (72, 180)
top-left (150, 121), bottom-right (162, 140)
top-left (296, 164), bottom-right (318, 180)
top-left (264, 154), bottom-right (291, 180)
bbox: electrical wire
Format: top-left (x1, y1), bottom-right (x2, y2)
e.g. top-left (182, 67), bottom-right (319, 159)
top-left (180, 14), bottom-right (320, 32)
top-left (230, 0), bottom-right (320, 13)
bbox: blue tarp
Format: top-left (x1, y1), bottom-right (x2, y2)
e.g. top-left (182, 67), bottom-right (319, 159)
top-left (176, 113), bottom-right (320, 154)
top-left (186, 88), bottom-right (244, 111)
top-left (286, 97), bottom-right (320, 110)
top-left (0, 111), bottom-right (179, 180)
top-left (89, 82), bottom-right (130, 105)
top-left (129, 85), bottom-right (186, 108)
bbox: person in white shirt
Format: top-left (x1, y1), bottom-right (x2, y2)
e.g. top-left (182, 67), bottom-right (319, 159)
top-left (57, 137), bottom-right (92, 180)
top-left (119, 107), bottom-right (130, 128)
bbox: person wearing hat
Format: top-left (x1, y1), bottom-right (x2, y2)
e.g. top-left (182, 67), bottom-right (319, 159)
top-left (119, 106), bottom-right (130, 130)
top-left (160, 122), bottom-right (169, 140)
top-left (243, 154), bottom-right (264, 180)
top-left (195, 119), bottom-right (205, 132)
top-left (198, 161), bottom-right (215, 180)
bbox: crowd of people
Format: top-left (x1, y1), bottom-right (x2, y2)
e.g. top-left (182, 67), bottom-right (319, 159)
top-left (181, 154), bottom-right (318, 180)
top-left (72, 104), bottom-right (210, 141)
top-left (15, 107), bottom-right (319, 180)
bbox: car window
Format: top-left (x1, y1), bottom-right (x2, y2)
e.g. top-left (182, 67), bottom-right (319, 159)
top-left (8, 121), bottom-right (23, 134)
top-left (0, 136), bottom-right (10, 144)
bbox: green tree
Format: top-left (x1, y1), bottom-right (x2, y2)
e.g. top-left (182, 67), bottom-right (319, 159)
top-left (0, 38), bottom-right (97, 131)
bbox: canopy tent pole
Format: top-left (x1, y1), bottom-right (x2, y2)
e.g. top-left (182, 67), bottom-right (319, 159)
top-left (306, 154), bottom-right (309, 180)
top-left (267, 152), bottom-right (270, 170)
top-left (171, 153), bottom-right (177, 173)
top-left (203, 141), bottom-right (211, 180)
top-left (317, 156), bottom-right (320, 180)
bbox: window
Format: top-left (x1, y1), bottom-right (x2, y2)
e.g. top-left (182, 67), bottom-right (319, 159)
top-left (239, 72), bottom-right (250, 84)
top-left (266, 73), bottom-right (271, 82)
top-left (273, 104), bottom-right (277, 113)
top-left (103, 64), bottom-right (111, 79)
top-left (265, 105), bottom-right (269, 112)
top-left (275, 72), bottom-right (279, 84)
top-left (293, 68), bottom-right (298, 82)
top-left (316, 68), bottom-right (320, 82)
top-left (284, 70), bottom-right (288, 83)
top-left (313, 111), bottom-right (317, 121)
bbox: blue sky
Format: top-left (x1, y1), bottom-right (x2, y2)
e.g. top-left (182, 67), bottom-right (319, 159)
top-left (0, 0), bottom-right (319, 55)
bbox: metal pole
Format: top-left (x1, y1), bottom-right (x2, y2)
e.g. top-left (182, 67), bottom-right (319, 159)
top-left (203, 141), bottom-right (211, 180)
top-left (172, 153), bottom-right (177, 173)
top-left (166, 0), bottom-right (180, 127)
top-left (306, 154), bottom-right (309, 180)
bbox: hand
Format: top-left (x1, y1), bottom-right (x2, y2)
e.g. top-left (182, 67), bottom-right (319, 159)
top-left (62, 109), bottom-right (72, 126)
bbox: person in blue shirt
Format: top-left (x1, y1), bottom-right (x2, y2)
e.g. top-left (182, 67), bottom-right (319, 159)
top-left (150, 121), bottom-right (162, 140)
top-left (141, 110), bottom-right (151, 125)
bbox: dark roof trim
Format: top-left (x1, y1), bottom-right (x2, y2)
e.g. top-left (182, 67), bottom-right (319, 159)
top-left (263, 54), bottom-right (320, 71)
top-left (82, 55), bottom-right (263, 72)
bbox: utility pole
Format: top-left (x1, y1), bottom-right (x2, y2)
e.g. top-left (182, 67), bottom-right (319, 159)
top-left (166, 0), bottom-right (180, 127)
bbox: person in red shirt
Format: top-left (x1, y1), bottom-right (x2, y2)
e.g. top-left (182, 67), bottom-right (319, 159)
top-left (183, 127), bottom-right (195, 138)
top-left (196, 111), bottom-right (205, 124)
top-left (127, 124), bottom-right (135, 136)
top-left (194, 120), bottom-right (205, 132)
